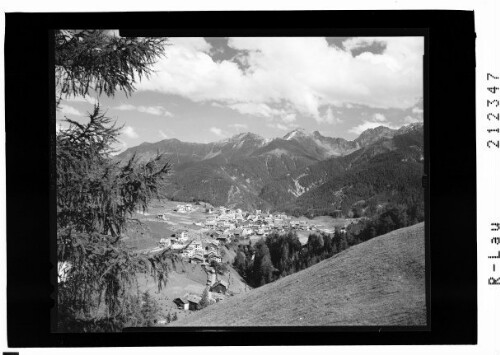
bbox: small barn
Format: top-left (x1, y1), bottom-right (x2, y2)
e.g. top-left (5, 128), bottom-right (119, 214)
top-left (217, 235), bottom-right (231, 244)
top-left (173, 297), bottom-right (189, 310)
top-left (207, 252), bottom-right (222, 264)
top-left (208, 255), bottom-right (222, 264)
top-left (187, 295), bottom-right (202, 311)
top-left (210, 280), bottom-right (229, 295)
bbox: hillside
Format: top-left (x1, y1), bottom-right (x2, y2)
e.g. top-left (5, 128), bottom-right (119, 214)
top-left (263, 125), bottom-right (424, 217)
top-left (136, 255), bottom-right (250, 323)
top-left (173, 222), bottom-right (426, 326)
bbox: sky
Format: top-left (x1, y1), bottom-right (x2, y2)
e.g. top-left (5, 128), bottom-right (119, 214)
top-left (56, 36), bottom-right (424, 153)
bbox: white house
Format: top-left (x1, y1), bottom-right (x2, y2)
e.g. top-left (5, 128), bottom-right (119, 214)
top-left (223, 229), bottom-right (234, 236)
top-left (175, 204), bottom-right (186, 213)
top-left (218, 214), bottom-right (231, 222)
top-left (177, 231), bottom-right (189, 243)
top-left (171, 243), bottom-right (184, 250)
top-left (223, 222), bottom-right (235, 230)
top-left (159, 238), bottom-right (171, 248)
top-left (273, 218), bottom-right (284, 226)
top-left (205, 219), bottom-right (217, 228)
top-left (190, 240), bottom-right (204, 252)
top-left (182, 248), bottom-right (194, 258)
top-left (206, 245), bottom-right (218, 254)
top-left (242, 228), bottom-right (253, 237)
top-left (208, 254), bottom-right (222, 264)
top-left (173, 297), bottom-right (189, 310)
top-left (193, 249), bottom-right (204, 259)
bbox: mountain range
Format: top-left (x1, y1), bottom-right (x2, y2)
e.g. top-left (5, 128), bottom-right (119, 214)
top-left (116, 122), bottom-right (424, 217)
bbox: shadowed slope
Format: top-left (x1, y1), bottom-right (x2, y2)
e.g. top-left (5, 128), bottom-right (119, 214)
top-left (173, 223), bottom-right (426, 326)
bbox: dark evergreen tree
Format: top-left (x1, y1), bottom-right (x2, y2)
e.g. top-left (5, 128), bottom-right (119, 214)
top-left (199, 287), bottom-right (210, 309)
top-left (252, 241), bottom-right (274, 286)
top-left (141, 291), bottom-right (161, 327)
top-left (55, 30), bottom-right (171, 332)
top-left (55, 30), bottom-right (167, 106)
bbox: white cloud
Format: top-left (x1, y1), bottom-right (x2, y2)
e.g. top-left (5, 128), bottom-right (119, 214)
top-left (373, 113), bottom-right (387, 122)
top-left (211, 102), bottom-right (225, 109)
top-left (282, 113), bottom-right (297, 123)
top-left (228, 103), bottom-right (275, 117)
top-left (320, 107), bottom-right (343, 124)
top-left (229, 123), bottom-right (248, 130)
top-left (223, 102), bottom-right (297, 125)
top-left (110, 139), bottom-right (128, 156)
top-left (55, 121), bottom-right (64, 133)
top-left (122, 126), bottom-right (139, 139)
top-left (159, 130), bottom-right (169, 139)
top-left (210, 127), bottom-right (227, 137)
top-left (267, 122), bottom-right (290, 131)
top-left (115, 104), bottom-right (135, 111)
top-left (412, 107), bottom-right (424, 114)
top-left (114, 104), bottom-right (173, 117)
top-left (59, 104), bottom-right (82, 116)
top-left (64, 95), bottom-right (99, 106)
top-left (169, 37), bottom-right (212, 53)
top-left (137, 36), bottom-right (424, 123)
top-left (349, 120), bottom-right (399, 135)
top-left (403, 115), bottom-right (422, 124)
top-left (349, 111), bottom-right (421, 135)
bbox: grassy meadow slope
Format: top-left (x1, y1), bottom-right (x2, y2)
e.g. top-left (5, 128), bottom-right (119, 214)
top-left (173, 222), bottom-right (426, 326)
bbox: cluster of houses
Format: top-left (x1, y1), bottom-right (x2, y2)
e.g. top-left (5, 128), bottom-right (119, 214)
top-left (157, 230), bottom-right (224, 265)
top-left (202, 206), bottom-right (315, 239)
top-left (151, 205), bottom-right (351, 264)
top-left (173, 204), bottom-right (194, 213)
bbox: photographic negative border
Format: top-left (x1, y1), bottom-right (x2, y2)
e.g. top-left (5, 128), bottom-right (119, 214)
top-left (5, 10), bottom-right (475, 346)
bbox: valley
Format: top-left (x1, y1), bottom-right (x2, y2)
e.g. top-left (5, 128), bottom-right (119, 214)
top-left (123, 199), bottom-right (360, 323)
top-left (116, 123), bottom-right (425, 326)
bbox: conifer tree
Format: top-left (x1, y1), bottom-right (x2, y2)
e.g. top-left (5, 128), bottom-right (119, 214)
top-left (55, 30), bottom-right (167, 106)
top-left (199, 287), bottom-right (210, 309)
top-left (55, 29), bottom-right (171, 332)
top-left (141, 291), bottom-right (161, 327)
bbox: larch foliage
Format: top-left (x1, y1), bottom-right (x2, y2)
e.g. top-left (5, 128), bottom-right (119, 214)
top-left (55, 29), bottom-right (171, 332)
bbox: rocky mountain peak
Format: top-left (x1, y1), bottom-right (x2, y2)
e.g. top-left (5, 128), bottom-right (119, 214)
top-left (354, 126), bottom-right (396, 147)
top-left (283, 128), bottom-right (312, 141)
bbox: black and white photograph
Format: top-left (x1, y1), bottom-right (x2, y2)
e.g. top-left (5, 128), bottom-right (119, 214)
top-left (54, 31), bottom-right (426, 332)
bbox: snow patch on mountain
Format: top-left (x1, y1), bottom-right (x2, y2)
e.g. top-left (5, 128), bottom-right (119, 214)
top-left (265, 148), bottom-right (289, 156)
top-left (288, 173), bottom-right (308, 197)
top-left (204, 150), bottom-right (221, 159)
